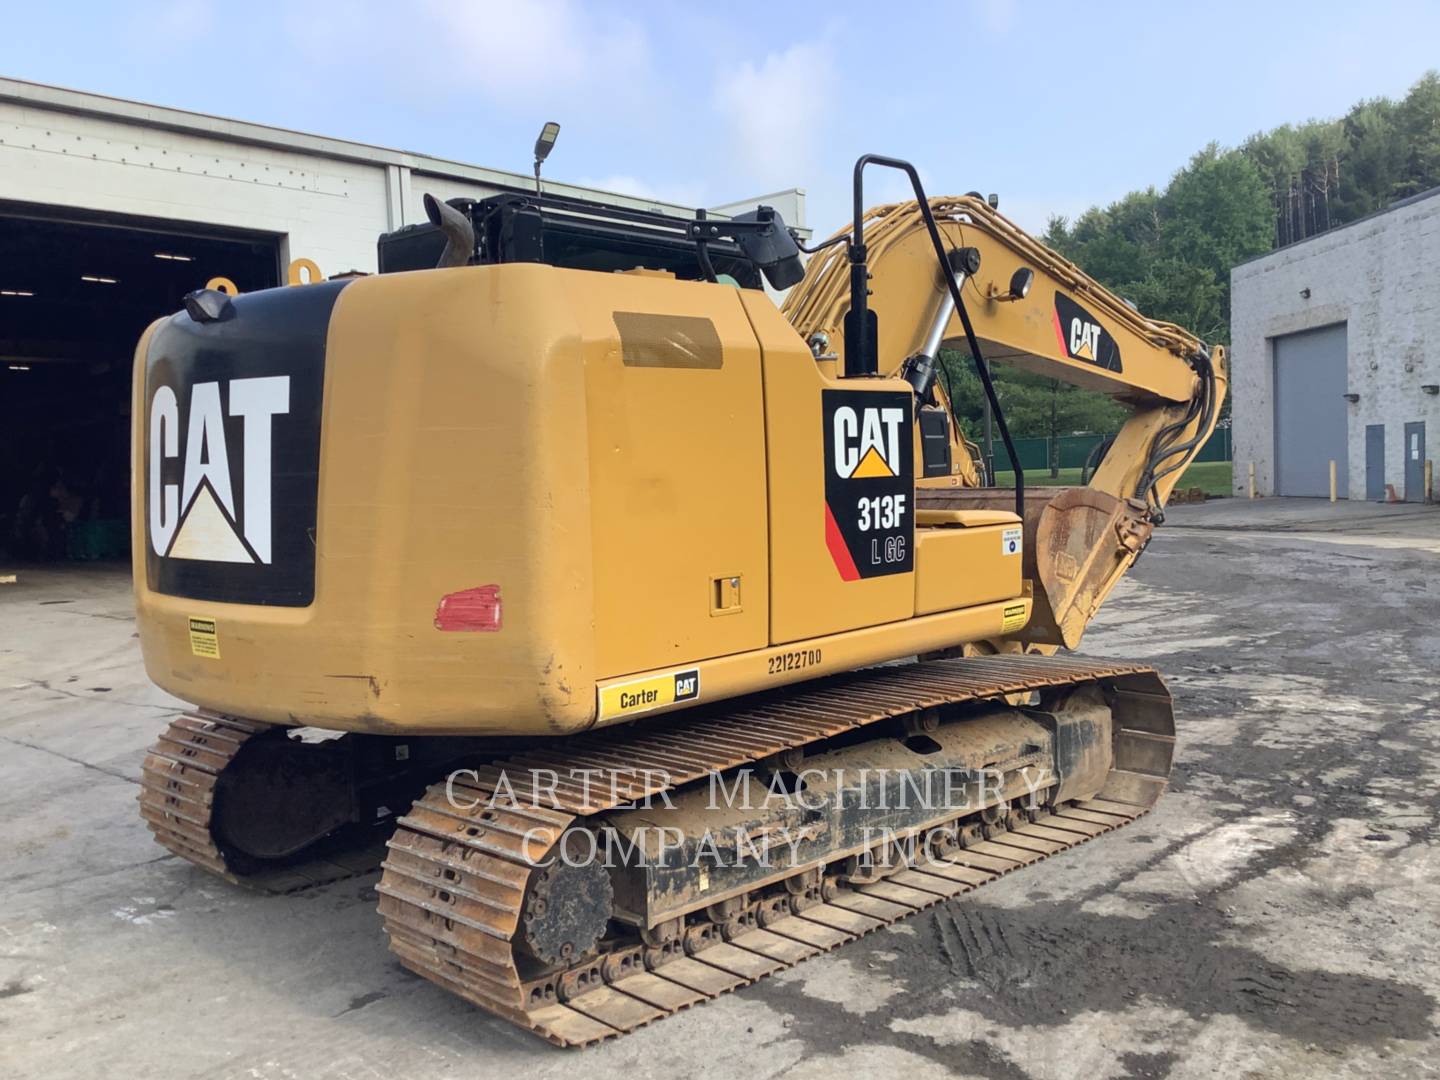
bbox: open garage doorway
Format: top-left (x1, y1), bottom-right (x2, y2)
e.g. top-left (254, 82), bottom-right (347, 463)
top-left (0, 205), bottom-right (280, 563)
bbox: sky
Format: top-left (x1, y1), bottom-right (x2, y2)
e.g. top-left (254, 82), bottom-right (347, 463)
top-left (2, 1), bottom-right (1438, 235)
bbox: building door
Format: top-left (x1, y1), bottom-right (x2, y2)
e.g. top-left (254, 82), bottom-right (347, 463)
top-left (1365, 424), bottom-right (1385, 501)
top-left (0, 206), bottom-right (281, 562)
top-left (1404, 421), bottom-right (1426, 502)
top-left (1273, 324), bottom-right (1348, 497)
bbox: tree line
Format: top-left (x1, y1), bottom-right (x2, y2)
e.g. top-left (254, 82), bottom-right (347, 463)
top-left (943, 71), bottom-right (1440, 464)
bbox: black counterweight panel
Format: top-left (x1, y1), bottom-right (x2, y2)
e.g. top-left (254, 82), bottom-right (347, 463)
top-left (140, 280), bottom-right (349, 606)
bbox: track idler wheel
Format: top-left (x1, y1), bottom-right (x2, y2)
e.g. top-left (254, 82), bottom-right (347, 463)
top-left (519, 830), bottom-right (613, 967)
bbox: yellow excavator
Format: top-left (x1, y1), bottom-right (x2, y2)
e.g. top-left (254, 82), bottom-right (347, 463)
top-left (132, 154), bottom-right (1225, 1045)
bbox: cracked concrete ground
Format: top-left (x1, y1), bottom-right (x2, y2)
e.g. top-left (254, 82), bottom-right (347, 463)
top-left (2, 497), bottom-right (1438, 1079)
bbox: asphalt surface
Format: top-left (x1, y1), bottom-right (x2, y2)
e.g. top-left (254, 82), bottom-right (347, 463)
top-left (2, 497), bottom-right (1438, 1079)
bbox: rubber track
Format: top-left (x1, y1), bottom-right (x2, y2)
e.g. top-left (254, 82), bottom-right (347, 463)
top-left (376, 654), bottom-right (1174, 1046)
top-left (138, 712), bottom-right (384, 893)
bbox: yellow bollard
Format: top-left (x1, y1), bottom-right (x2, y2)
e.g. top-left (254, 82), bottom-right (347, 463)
top-left (1329, 460), bottom-right (1337, 503)
top-left (1248, 462), bottom-right (1256, 499)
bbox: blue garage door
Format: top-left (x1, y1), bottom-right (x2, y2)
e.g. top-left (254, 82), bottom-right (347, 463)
top-left (1274, 324), bottom-right (1348, 497)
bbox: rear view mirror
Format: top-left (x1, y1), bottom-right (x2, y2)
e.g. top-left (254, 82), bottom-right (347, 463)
top-left (730, 207), bottom-right (805, 290)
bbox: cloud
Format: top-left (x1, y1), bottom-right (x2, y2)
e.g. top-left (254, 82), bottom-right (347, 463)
top-left (975, 0), bottom-right (1017, 34)
top-left (712, 39), bottom-right (834, 191)
top-left (413, 0), bottom-right (650, 106)
top-left (285, 0), bottom-right (651, 108)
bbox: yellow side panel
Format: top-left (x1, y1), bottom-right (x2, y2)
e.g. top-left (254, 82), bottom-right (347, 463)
top-left (572, 279), bottom-right (770, 678)
top-left (738, 293), bottom-right (914, 644)
top-left (913, 525), bottom-right (1023, 616)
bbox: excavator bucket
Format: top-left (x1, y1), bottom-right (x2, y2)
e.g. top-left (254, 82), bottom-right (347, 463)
top-left (1034, 488), bottom-right (1153, 649)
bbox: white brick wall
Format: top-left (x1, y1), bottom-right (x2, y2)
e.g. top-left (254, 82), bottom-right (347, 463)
top-left (0, 78), bottom-right (803, 280)
top-left (1230, 188), bottom-right (1440, 499)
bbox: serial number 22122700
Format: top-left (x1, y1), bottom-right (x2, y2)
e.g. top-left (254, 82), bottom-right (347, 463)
top-left (768, 648), bottom-right (822, 676)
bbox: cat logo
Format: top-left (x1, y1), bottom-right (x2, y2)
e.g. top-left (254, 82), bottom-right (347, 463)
top-left (143, 280), bottom-right (340, 607)
top-left (673, 671), bottom-right (699, 701)
top-left (148, 377), bottom-right (290, 564)
top-left (1069, 318), bottom-right (1102, 361)
top-left (1053, 292), bottom-right (1124, 372)
top-left (832, 403), bottom-right (905, 479)
top-left (821, 389), bottom-right (914, 580)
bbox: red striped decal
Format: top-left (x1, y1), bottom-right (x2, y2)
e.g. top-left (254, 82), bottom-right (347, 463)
top-left (1052, 305), bottom-right (1068, 355)
top-left (435, 585), bottom-right (502, 632)
top-left (824, 504), bottom-right (861, 581)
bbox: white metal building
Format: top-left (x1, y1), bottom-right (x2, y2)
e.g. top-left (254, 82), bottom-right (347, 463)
top-left (1230, 186), bottom-right (1440, 501)
top-left (0, 77), bottom-right (803, 559)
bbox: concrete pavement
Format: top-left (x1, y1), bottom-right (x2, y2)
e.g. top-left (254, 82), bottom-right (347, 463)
top-left (2, 499), bottom-right (1437, 1078)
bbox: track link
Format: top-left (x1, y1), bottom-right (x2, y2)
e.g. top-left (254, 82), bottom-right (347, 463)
top-left (138, 712), bottom-right (385, 893)
top-left (376, 654), bottom-right (1174, 1046)
top-left (140, 712), bottom-right (267, 882)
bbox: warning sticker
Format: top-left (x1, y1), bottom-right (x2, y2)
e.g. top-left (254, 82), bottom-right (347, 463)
top-left (598, 667), bottom-right (700, 722)
top-left (1001, 603), bottom-right (1028, 634)
top-left (188, 617), bottom-right (220, 659)
top-left (1001, 527), bottom-right (1022, 556)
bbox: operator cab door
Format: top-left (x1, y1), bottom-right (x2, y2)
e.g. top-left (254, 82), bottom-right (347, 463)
top-left (738, 293), bottom-right (915, 644)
